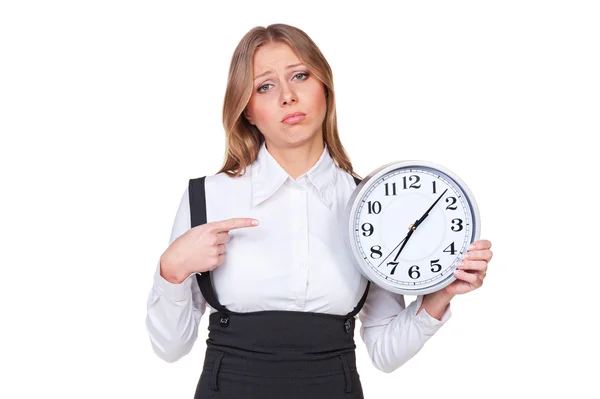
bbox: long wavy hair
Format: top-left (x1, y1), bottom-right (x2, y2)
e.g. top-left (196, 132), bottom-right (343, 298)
top-left (215, 23), bottom-right (360, 180)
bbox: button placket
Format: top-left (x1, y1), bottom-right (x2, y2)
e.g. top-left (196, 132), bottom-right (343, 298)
top-left (290, 183), bottom-right (309, 310)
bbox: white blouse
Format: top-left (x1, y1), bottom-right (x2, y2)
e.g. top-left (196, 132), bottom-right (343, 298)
top-left (145, 141), bottom-right (451, 373)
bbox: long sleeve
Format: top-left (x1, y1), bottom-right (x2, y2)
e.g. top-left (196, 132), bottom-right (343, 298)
top-left (145, 187), bottom-right (208, 362)
top-left (358, 281), bottom-right (451, 373)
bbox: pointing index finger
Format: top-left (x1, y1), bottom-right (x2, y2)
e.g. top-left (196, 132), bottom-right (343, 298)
top-left (210, 218), bottom-right (259, 232)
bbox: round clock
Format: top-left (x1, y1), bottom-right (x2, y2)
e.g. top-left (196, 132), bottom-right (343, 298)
top-left (344, 160), bottom-right (481, 296)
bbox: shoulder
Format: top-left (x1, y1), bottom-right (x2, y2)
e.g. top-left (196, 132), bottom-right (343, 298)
top-left (331, 168), bottom-right (362, 207)
top-left (190, 168), bottom-right (252, 191)
top-left (188, 169), bottom-right (253, 208)
top-left (336, 168), bottom-right (361, 188)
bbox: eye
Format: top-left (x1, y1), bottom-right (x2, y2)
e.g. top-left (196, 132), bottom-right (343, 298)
top-left (257, 83), bottom-right (273, 93)
top-left (293, 72), bottom-right (309, 81)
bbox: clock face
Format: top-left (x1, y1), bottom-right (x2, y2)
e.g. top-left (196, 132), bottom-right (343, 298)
top-left (346, 161), bottom-right (481, 295)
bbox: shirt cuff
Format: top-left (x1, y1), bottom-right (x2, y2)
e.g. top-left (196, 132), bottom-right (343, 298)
top-left (411, 295), bottom-right (452, 335)
top-left (153, 269), bottom-right (195, 302)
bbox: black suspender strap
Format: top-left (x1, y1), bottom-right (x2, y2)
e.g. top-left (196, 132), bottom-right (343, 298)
top-left (348, 279), bottom-right (370, 318)
top-left (189, 176), bottom-right (207, 228)
top-left (188, 177), bottom-right (228, 312)
top-left (349, 174), bottom-right (370, 316)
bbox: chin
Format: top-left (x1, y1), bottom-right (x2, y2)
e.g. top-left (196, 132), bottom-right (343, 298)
top-left (284, 131), bottom-right (321, 148)
top-left (265, 121), bottom-right (323, 148)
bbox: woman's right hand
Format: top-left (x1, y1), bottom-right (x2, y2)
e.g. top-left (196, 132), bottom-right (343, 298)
top-left (159, 218), bottom-right (259, 284)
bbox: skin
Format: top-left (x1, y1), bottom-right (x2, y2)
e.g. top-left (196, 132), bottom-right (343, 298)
top-left (244, 42), bottom-right (494, 319)
top-left (244, 41), bottom-right (328, 179)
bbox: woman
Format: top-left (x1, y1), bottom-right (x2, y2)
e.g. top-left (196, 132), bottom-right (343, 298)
top-left (145, 23), bottom-right (493, 398)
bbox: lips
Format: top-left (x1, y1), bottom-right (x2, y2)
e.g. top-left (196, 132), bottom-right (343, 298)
top-left (281, 112), bottom-right (306, 124)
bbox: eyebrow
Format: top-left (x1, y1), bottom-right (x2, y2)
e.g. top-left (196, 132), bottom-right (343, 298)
top-left (253, 63), bottom-right (305, 81)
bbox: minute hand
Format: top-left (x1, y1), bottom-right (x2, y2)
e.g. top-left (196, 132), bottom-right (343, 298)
top-left (377, 231), bottom-right (413, 268)
top-left (412, 188), bottom-right (449, 230)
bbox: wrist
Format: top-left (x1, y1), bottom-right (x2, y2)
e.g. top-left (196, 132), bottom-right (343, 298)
top-left (423, 291), bottom-right (455, 310)
top-left (430, 289), bottom-right (455, 303)
top-left (159, 256), bottom-right (189, 284)
top-left (419, 290), bottom-right (454, 320)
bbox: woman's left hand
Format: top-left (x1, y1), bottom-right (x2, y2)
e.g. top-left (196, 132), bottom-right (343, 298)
top-left (442, 239), bottom-right (493, 296)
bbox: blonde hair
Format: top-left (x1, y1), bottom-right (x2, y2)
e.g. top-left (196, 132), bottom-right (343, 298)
top-left (216, 23), bottom-right (360, 180)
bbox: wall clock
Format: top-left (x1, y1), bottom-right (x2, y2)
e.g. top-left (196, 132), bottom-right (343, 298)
top-left (345, 161), bottom-right (481, 295)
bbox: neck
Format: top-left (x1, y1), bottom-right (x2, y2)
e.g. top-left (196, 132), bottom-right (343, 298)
top-left (264, 137), bottom-right (325, 180)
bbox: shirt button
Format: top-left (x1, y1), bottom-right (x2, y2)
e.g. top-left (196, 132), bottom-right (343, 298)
top-left (219, 314), bottom-right (229, 328)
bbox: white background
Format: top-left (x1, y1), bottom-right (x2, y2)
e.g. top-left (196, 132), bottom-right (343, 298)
top-left (1, 1), bottom-right (599, 398)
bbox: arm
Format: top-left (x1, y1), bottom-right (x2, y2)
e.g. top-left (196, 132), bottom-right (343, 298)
top-left (145, 187), bottom-right (207, 362)
top-left (358, 282), bottom-right (451, 373)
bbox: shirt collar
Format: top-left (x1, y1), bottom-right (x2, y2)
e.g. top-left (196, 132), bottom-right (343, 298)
top-left (251, 141), bottom-right (337, 209)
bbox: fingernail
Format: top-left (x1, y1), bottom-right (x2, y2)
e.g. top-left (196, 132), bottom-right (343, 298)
top-left (457, 261), bottom-right (464, 268)
top-left (462, 253), bottom-right (469, 260)
top-left (468, 244), bottom-right (475, 250)
top-left (454, 270), bottom-right (461, 275)
top-left (252, 220), bottom-right (259, 225)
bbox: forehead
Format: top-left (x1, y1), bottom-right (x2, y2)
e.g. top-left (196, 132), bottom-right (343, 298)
top-left (253, 42), bottom-right (302, 72)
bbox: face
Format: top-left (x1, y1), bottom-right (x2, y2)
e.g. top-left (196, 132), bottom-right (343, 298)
top-left (244, 41), bottom-right (327, 149)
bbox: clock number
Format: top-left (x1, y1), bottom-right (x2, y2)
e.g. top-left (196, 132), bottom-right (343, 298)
top-left (370, 245), bottom-right (383, 259)
top-left (361, 223), bottom-right (374, 237)
top-left (446, 197), bottom-right (457, 210)
top-left (387, 262), bottom-right (399, 275)
top-left (367, 201), bottom-right (382, 214)
top-left (451, 218), bottom-right (464, 232)
top-left (384, 182), bottom-right (397, 196)
top-left (432, 181), bottom-right (437, 194)
top-left (443, 242), bottom-right (457, 255)
top-left (430, 259), bottom-right (442, 273)
top-left (402, 175), bottom-right (421, 189)
top-left (408, 265), bottom-right (420, 279)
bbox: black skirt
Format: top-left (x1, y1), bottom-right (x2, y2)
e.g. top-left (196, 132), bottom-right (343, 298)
top-left (193, 308), bottom-right (368, 398)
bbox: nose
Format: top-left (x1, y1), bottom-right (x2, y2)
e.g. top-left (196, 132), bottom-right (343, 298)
top-left (280, 81), bottom-right (297, 105)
